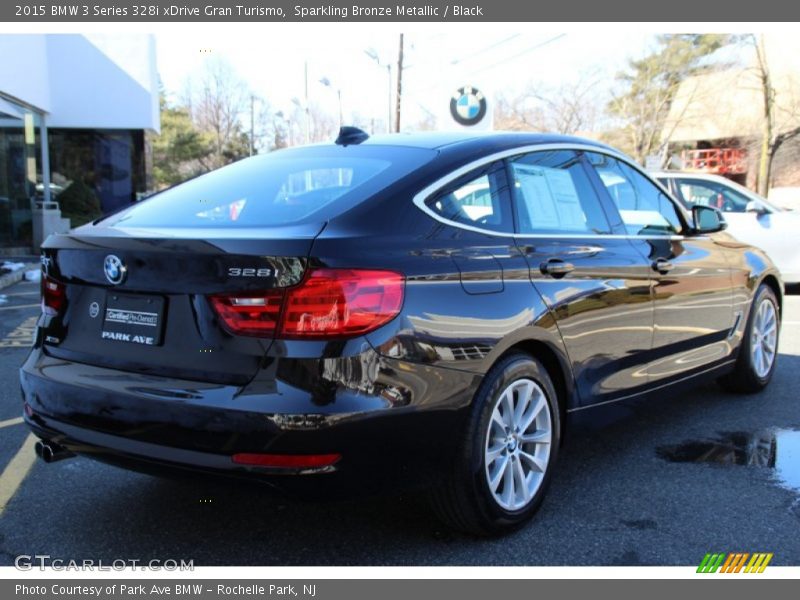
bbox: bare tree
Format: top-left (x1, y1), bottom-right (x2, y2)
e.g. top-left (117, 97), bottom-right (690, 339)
top-left (186, 57), bottom-right (251, 170)
top-left (494, 92), bottom-right (544, 131)
top-left (248, 95), bottom-right (284, 154)
top-left (750, 34), bottom-right (800, 196)
top-left (494, 74), bottom-right (605, 135)
top-left (285, 101), bottom-right (337, 145)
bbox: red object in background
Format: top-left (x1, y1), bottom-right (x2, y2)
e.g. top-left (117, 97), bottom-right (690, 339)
top-left (682, 148), bottom-right (748, 175)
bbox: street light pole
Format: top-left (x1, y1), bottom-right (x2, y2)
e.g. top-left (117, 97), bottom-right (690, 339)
top-left (395, 33), bottom-right (404, 133)
top-left (304, 60), bottom-right (310, 144)
top-left (386, 64), bottom-right (392, 133)
top-left (320, 76), bottom-right (343, 129)
top-left (249, 94), bottom-right (255, 156)
top-left (364, 48), bottom-right (394, 134)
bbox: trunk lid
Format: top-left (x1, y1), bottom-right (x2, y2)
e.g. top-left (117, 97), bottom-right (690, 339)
top-left (40, 224), bottom-right (320, 385)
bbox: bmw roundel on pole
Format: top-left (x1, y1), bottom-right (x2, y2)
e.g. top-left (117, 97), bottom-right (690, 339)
top-left (450, 85), bottom-right (488, 127)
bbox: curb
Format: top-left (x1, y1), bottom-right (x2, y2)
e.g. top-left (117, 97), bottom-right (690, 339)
top-left (0, 264), bottom-right (39, 292)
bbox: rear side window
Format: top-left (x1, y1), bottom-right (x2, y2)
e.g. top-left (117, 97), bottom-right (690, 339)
top-left (105, 146), bottom-right (435, 228)
top-left (509, 150), bottom-right (611, 235)
top-left (425, 162), bottom-right (513, 233)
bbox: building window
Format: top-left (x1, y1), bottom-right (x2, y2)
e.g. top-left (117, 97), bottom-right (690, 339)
top-left (0, 95), bottom-right (44, 248)
top-left (47, 129), bottom-right (147, 216)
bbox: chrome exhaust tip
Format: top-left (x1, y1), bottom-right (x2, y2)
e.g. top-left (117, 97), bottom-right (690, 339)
top-left (34, 440), bottom-right (74, 463)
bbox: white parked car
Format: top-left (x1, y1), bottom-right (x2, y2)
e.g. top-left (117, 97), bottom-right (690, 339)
top-left (653, 171), bottom-right (800, 284)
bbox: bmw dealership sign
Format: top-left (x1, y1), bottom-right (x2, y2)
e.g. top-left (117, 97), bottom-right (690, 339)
top-left (450, 86), bottom-right (487, 126)
top-left (446, 85), bottom-right (493, 130)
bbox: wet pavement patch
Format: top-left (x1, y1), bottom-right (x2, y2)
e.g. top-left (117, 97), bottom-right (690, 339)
top-left (657, 429), bottom-right (800, 494)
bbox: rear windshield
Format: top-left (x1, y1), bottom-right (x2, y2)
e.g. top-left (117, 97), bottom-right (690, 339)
top-left (105, 145), bottom-right (436, 228)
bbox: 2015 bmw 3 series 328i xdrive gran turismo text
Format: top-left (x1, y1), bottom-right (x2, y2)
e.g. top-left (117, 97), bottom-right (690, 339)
top-left (21, 129), bottom-right (782, 535)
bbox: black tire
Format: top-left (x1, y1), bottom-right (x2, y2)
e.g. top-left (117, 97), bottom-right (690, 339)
top-left (718, 283), bottom-right (780, 393)
top-left (428, 353), bottom-right (561, 536)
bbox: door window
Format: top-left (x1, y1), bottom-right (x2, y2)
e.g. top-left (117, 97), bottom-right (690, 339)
top-left (509, 150), bottom-right (611, 235)
top-left (425, 162), bottom-right (513, 233)
top-left (587, 153), bottom-right (684, 236)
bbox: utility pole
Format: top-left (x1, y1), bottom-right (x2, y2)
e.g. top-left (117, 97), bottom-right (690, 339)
top-left (304, 60), bottom-right (310, 143)
top-left (395, 33), bottom-right (404, 133)
top-left (249, 95), bottom-right (255, 156)
top-left (386, 64), bottom-right (392, 133)
top-left (364, 48), bottom-right (394, 133)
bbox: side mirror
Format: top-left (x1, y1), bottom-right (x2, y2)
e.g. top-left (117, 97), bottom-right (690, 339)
top-left (692, 205), bottom-right (727, 233)
top-left (746, 200), bottom-right (768, 215)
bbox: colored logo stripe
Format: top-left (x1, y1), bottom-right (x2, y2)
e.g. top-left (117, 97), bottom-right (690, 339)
top-left (698, 552), bottom-right (773, 573)
top-left (745, 553), bottom-right (773, 573)
top-left (697, 553), bottom-right (725, 573)
top-left (720, 553), bottom-right (749, 573)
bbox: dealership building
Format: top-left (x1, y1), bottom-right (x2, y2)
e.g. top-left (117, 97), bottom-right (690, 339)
top-left (0, 34), bottom-right (159, 253)
top-left (663, 34), bottom-right (800, 201)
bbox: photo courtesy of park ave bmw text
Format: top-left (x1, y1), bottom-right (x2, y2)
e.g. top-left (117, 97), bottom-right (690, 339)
top-left (0, 0), bottom-right (799, 594)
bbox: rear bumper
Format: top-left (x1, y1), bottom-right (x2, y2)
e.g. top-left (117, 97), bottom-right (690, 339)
top-left (20, 348), bottom-right (481, 492)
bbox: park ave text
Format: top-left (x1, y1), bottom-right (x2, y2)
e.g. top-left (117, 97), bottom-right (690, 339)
top-left (16, 584), bottom-right (317, 597)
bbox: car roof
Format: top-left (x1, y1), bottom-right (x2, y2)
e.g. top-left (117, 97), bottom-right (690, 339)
top-left (356, 131), bottom-right (619, 154)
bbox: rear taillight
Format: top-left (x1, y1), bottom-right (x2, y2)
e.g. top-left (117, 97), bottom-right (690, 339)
top-left (41, 273), bottom-right (66, 316)
top-left (208, 291), bottom-right (284, 336)
top-left (209, 268), bottom-right (403, 339)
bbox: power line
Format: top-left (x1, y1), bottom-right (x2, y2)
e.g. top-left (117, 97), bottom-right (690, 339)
top-left (406, 34), bottom-right (568, 98)
top-left (470, 34), bottom-right (567, 76)
top-left (450, 34), bottom-right (522, 66)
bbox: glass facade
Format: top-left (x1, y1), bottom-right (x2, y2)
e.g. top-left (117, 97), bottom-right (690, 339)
top-left (0, 96), bottom-right (44, 248)
top-left (0, 104), bottom-right (147, 249)
top-left (47, 129), bottom-right (147, 216)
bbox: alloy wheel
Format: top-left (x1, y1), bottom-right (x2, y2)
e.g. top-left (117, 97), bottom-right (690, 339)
top-left (484, 378), bottom-right (552, 511)
top-left (751, 297), bottom-right (778, 378)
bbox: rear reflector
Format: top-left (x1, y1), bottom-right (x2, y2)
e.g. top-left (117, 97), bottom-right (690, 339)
top-left (231, 453), bottom-right (341, 469)
top-left (41, 273), bottom-right (66, 316)
top-left (209, 268), bottom-right (403, 339)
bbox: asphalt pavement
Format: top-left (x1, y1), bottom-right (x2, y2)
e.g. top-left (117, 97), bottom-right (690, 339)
top-left (0, 278), bottom-right (798, 566)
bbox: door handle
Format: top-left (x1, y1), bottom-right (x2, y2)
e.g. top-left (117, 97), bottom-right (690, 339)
top-left (540, 259), bottom-right (575, 278)
top-left (651, 258), bottom-right (674, 274)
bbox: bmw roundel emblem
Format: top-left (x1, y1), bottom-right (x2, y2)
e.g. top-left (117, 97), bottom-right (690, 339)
top-left (450, 86), bottom-right (487, 126)
top-left (103, 254), bottom-right (127, 285)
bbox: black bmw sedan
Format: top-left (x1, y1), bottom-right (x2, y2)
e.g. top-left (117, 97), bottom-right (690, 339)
top-left (21, 130), bottom-right (782, 535)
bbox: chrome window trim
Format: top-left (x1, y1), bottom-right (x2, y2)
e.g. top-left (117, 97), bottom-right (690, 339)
top-left (412, 142), bottom-right (690, 241)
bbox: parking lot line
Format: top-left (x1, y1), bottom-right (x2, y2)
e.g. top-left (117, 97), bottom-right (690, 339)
top-left (0, 303), bottom-right (39, 312)
top-left (0, 434), bottom-right (38, 517)
top-left (0, 417), bottom-right (23, 429)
